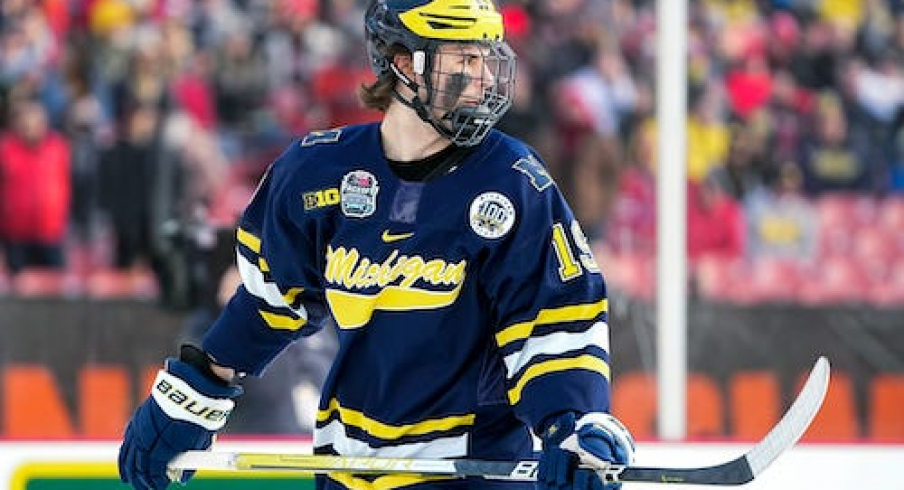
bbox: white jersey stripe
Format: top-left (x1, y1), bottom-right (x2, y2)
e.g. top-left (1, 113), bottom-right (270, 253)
top-left (236, 251), bottom-right (308, 319)
top-left (502, 321), bottom-right (609, 377)
top-left (314, 419), bottom-right (469, 459)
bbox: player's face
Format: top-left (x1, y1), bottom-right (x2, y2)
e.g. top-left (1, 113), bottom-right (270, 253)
top-left (405, 40), bottom-right (515, 146)
top-left (428, 43), bottom-right (507, 115)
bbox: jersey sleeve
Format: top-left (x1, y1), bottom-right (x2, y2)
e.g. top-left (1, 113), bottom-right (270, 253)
top-left (202, 143), bottom-right (331, 376)
top-left (484, 152), bottom-right (611, 434)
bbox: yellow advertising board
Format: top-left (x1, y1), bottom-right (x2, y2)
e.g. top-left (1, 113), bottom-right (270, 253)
top-left (11, 460), bottom-right (314, 490)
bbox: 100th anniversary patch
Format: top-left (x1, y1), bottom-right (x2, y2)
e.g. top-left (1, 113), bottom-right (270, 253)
top-left (469, 192), bottom-right (516, 239)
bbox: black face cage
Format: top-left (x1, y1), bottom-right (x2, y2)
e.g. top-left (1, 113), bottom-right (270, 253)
top-left (421, 41), bottom-right (516, 147)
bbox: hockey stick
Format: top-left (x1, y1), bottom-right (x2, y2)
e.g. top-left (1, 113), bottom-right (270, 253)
top-left (169, 356), bottom-right (829, 485)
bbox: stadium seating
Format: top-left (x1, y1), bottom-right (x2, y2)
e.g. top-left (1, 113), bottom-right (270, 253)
top-left (797, 255), bottom-right (870, 305)
top-left (877, 197), bottom-right (904, 232)
top-left (747, 256), bottom-right (803, 303)
top-left (84, 268), bottom-right (158, 300)
top-left (865, 258), bottom-right (904, 307)
top-left (694, 254), bottom-right (753, 304)
top-left (11, 268), bottom-right (82, 298)
top-left (852, 225), bottom-right (898, 270)
top-left (599, 250), bottom-right (656, 302)
top-left (689, 195), bottom-right (904, 306)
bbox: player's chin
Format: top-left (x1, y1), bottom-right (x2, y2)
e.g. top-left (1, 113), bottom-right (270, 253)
top-left (452, 94), bottom-right (482, 107)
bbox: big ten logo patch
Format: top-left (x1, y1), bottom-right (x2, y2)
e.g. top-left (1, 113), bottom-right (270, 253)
top-left (303, 188), bottom-right (341, 211)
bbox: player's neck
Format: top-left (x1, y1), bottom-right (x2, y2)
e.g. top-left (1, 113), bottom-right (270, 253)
top-left (380, 103), bottom-right (451, 162)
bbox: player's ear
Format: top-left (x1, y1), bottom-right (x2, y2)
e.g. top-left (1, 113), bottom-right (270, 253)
top-left (392, 52), bottom-right (415, 78)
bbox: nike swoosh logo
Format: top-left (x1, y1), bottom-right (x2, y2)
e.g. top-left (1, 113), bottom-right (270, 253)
top-left (381, 230), bottom-right (414, 243)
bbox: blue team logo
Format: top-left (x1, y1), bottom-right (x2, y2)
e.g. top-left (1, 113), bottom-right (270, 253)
top-left (469, 191), bottom-right (516, 239)
top-left (341, 170), bottom-right (379, 218)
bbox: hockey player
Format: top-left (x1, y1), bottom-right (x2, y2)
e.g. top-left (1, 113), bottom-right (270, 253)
top-left (117, 1), bottom-right (635, 489)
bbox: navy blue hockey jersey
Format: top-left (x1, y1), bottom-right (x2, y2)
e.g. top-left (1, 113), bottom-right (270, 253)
top-left (202, 123), bottom-right (612, 490)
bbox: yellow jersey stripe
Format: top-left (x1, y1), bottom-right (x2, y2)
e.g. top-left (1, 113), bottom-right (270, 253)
top-left (236, 227), bottom-right (261, 253)
top-left (259, 310), bottom-right (307, 331)
top-left (317, 398), bottom-right (475, 440)
top-left (508, 355), bottom-right (610, 405)
top-left (283, 286), bottom-right (304, 306)
top-left (328, 473), bottom-right (451, 490)
top-left (495, 299), bottom-right (608, 347)
top-left (325, 282), bottom-right (463, 330)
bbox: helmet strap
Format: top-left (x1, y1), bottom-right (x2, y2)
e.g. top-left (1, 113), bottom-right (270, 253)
top-left (388, 55), bottom-right (458, 143)
top-left (391, 87), bottom-right (456, 142)
top-left (389, 60), bottom-right (420, 93)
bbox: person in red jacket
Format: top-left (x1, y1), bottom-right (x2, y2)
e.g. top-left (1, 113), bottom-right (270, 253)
top-left (0, 98), bottom-right (71, 273)
top-left (687, 176), bottom-right (745, 266)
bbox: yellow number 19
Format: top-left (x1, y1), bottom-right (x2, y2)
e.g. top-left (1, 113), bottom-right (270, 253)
top-left (551, 221), bottom-right (600, 282)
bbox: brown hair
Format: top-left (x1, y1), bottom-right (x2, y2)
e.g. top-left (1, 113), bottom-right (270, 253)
top-left (358, 44), bottom-right (412, 111)
top-left (358, 74), bottom-right (397, 112)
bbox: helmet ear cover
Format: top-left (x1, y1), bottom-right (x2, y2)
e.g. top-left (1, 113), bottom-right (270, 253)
top-left (412, 51), bottom-right (427, 76)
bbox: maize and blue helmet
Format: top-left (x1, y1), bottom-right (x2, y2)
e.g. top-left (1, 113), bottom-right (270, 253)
top-left (364, 0), bottom-right (517, 146)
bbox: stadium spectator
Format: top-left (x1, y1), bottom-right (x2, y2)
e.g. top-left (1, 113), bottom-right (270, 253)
top-left (744, 161), bottom-right (818, 261)
top-left (686, 83), bottom-right (730, 184)
top-left (0, 0), bottom-right (901, 307)
top-left (98, 103), bottom-right (187, 306)
top-left (61, 40), bottom-right (112, 267)
top-left (724, 54), bottom-right (774, 121)
top-left (605, 122), bottom-right (657, 255)
top-left (687, 176), bottom-right (745, 266)
top-left (210, 25), bottom-right (269, 159)
top-left (797, 91), bottom-right (876, 195)
top-left (761, 69), bottom-right (812, 169)
top-left (495, 66), bottom-right (549, 150)
top-left (708, 122), bottom-right (771, 201)
top-left (0, 97), bottom-right (70, 273)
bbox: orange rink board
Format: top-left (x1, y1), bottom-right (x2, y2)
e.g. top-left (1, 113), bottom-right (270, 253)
top-left (3, 298), bottom-right (903, 442)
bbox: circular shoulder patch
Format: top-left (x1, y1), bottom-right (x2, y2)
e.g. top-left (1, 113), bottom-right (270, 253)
top-left (469, 192), bottom-right (516, 239)
top-left (340, 170), bottom-right (379, 218)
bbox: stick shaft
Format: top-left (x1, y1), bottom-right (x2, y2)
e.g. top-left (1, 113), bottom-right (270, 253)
top-left (169, 357), bottom-right (830, 486)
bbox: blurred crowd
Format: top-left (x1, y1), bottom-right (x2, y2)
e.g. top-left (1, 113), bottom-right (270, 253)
top-left (1, 0), bottom-right (904, 308)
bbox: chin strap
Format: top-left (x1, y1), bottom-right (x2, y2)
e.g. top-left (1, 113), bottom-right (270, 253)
top-left (388, 60), bottom-right (464, 145)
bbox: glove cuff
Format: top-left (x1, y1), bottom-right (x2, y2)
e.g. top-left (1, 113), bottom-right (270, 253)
top-left (151, 369), bottom-right (236, 431)
top-left (540, 411), bottom-right (577, 446)
top-left (179, 344), bottom-right (237, 387)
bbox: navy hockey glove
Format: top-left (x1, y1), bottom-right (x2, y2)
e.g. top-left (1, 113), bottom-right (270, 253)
top-left (118, 347), bottom-right (242, 489)
top-left (538, 412), bottom-right (635, 490)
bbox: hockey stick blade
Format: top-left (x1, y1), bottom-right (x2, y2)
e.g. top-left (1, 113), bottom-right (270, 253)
top-left (169, 356), bottom-right (829, 485)
top-left (616, 355), bottom-right (830, 484)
